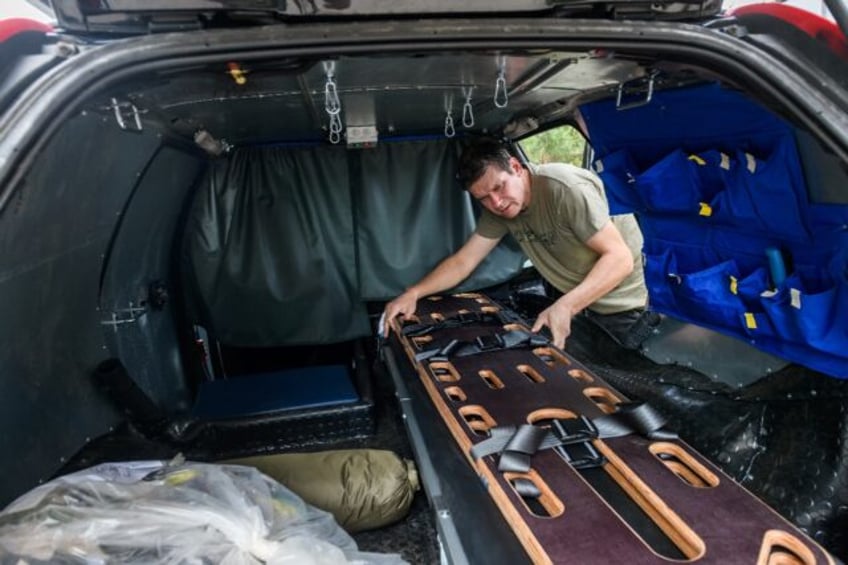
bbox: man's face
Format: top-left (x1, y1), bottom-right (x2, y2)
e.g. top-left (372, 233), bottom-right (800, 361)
top-left (468, 157), bottom-right (529, 219)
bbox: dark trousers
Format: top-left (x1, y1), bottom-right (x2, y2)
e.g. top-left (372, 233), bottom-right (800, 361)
top-left (543, 281), bottom-right (659, 349)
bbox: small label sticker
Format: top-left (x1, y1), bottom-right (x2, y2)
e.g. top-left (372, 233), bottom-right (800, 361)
top-left (688, 154), bottom-right (706, 166)
top-left (730, 276), bottom-right (738, 295)
top-left (594, 159), bottom-right (604, 173)
top-left (720, 153), bottom-right (730, 170)
top-left (746, 153), bottom-right (757, 173)
top-left (698, 202), bottom-right (713, 217)
top-left (790, 288), bottom-right (802, 309)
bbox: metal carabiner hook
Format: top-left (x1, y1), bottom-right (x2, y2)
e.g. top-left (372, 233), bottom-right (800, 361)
top-left (494, 73), bottom-right (508, 109)
top-left (444, 113), bottom-right (456, 138)
top-left (324, 80), bottom-right (341, 116)
top-left (494, 56), bottom-right (509, 109)
top-left (328, 113), bottom-right (343, 144)
top-left (462, 87), bottom-right (475, 128)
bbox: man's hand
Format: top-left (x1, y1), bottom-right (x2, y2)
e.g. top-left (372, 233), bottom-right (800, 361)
top-left (382, 289), bottom-right (421, 337)
top-left (532, 300), bottom-right (577, 349)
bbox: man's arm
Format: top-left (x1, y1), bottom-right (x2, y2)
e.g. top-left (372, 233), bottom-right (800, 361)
top-left (382, 233), bottom-right (501, 335)
top-left (532, 221), bottom-right (634, 347)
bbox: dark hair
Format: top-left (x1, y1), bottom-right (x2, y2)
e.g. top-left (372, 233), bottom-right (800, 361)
top-left (456, 138), bottom-right (513, 190)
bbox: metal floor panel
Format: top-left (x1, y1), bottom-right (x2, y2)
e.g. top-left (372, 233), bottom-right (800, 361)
top-left (640, 315), bottom-right (790, 387)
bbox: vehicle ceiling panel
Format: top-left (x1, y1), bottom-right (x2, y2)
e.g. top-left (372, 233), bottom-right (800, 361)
top-left (118, 51), bottom-right (648, 144)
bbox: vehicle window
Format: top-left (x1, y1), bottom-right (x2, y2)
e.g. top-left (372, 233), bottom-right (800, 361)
top-left (518, 125), bottom-right (586, 166)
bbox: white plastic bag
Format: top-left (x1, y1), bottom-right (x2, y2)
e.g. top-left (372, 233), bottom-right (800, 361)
top-left (0, 459), bottom-right (408, 564)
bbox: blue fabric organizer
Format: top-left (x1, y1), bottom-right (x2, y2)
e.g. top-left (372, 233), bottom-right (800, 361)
top-left (192, 364), bottom-right (360, 420)
top-left (581, 83), bottom-right (848, 378)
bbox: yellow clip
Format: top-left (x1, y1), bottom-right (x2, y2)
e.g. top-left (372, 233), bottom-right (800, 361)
top-left (698, 202), bottom-right (713, 217)
top-left (744, 312), bottom-right (757, 330)
top-left (730, 276), bottom-right (738, 295)
top-left (227, 62), bottom-right (248, 85)
top-left (687, 154), bottom-right (706, 166)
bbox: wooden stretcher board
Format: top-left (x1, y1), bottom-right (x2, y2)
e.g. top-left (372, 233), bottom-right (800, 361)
top-left (391, 293), bottom-right (834, 565)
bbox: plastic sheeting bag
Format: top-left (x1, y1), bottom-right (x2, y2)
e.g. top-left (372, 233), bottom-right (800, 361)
top-left (0, 459), bottom-right (408, 564)
top-left (226, 449), bottom-right (419, 533)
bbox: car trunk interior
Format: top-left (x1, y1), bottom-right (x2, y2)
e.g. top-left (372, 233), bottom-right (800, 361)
top-left (2, 17), bottom-right (848, 562)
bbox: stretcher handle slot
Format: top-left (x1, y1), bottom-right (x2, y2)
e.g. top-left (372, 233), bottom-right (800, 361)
top-left (649, 442), bottom-right (719, 488)
top-left (429, 361), bottom-right (460, 383)
top-left (454, 292), bottom-right (484, 299)
top-left (444, 386), bottom-right (467, 403)
top-left (479, 369), bottom-right (505, 390)
top-left (517, 364), bottom-right (546, 384)
top-left (459, 405), bottom-right (497, 436)
top-left (527, 408), bottom-right (578, 427)
top-left (503, 470), bottom-right (564, 519)
top-left (757, 530), bottom-right (817, 565)
top-left (532, 347), bottom-right (571, 368)
top-left (584, 387), bottom-right (622, 414)
top-left (412, 335), bottom-right (433, 347)
top-left (568, 369), bottom-right (594, 384)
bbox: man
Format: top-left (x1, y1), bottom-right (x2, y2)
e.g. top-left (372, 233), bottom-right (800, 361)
top-left (383, 138), bottom-right (653, 349)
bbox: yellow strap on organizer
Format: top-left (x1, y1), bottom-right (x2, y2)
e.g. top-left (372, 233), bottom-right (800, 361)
top-left (688, 154), bottom-right (706, 166)
top-left (729, 276), bottom-right (738, 295)
top-left (698, 202), bottom-right (713, 217)
top-left (744, 312), bottom-right (757, 329)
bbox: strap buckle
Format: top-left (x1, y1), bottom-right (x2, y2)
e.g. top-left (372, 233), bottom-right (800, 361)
top-left (552, 416), bottom-right (605, 470)
top-left (475, 333), bottom-right (505, 351)
top-left (551, 416), bottom-right (598, 444)
top-left (457, 311), bottom-right (481, 324)
top-left (555, 441), bottom-right (606, 470)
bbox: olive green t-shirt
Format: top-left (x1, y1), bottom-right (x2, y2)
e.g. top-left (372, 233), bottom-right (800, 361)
top-left (475, 163), bottom-right (647, 314)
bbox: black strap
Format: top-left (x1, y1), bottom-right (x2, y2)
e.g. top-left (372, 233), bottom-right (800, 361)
top-left (511, 477), bottom-right (542, 498)
top-left (470, 415), bottom-right (600, 471)
top-left (470, 403), bottom-right (676, 473)
top-left (593, 402), bottom-right (676, 440)
top-left (402, 310), bottom-right (512, 338)
top-left (416, 329), bottom-right (550, 362)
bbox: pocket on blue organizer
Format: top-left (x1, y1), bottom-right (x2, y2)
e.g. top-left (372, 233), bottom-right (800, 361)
top-left (707, 168), bottom-right (761, 228)
top-left (734, 267), bottom-right (770, 310)
top-left (760, 275), bottom-right (848, 355)
top-left (672, 260), bottom-right (747, 329)
top-left (708, 144), bottom-right (809, 240)
top-left (593, 150), bottom-right (643, 214)
top-left (791, 282), bottom-right (848, 356)
top-left (740, 310), bottom-right (778, 340)
top-left (735, 144), bottom-right (809, 240)
top-left (687, 150), bottom-right (732, 203)
top-left (644, 251), bottom-right (677, 311)
top-left (760, 284), bottom-right (805, 344)
top-left (635, 150), bottom-right (703, 214)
